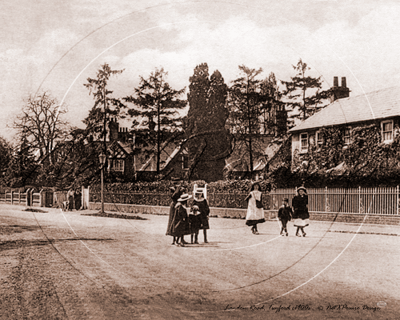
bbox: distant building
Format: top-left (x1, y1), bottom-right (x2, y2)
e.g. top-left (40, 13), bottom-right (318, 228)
top-left (289, 77), bottom-right (400, 169)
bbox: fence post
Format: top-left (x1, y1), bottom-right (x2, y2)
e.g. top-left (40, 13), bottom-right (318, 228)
top-left (325, 187), bottom-right (328, 212)
top-left (397, 185), bottom-right (399, 215)
top-left (358, 186), bottom-right (361, 214)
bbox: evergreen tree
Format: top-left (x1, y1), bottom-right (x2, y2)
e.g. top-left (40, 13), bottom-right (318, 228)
top-left (124, 67), bottom-right (186, 175)
top-left (260, 72), bottom-right (287, 135)
top-left (282, 59), bottom-right (331, 122)
top-left (0, 137), bottom-right (13, 185)
top-left (83, 63), bottom-right (125, 152)
top-left (4, 139), bottom-right (38, 188)
top-left (185, 63), bottom-right (232, 182)
top-left (227, 65), bottom-right (268, 174)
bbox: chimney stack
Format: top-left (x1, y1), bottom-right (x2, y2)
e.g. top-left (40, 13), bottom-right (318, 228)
top-left (341, 77), bottom-right (347, 88)
top-left (330, 76), bottom-right (350, 102)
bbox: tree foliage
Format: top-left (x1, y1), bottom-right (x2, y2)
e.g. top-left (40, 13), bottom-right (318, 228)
top-left (185, 63), bottom-right (232, 182)
top-left (282, 59), bottom-right (331, 122)
top-left (83, 63), bottom-right (125, 143)
top-left (125, 67), bottom-right (186, 174)
top-left (227, 65), bottom-right (270, 173)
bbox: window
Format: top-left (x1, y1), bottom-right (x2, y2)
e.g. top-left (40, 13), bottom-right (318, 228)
top-left (110, 159), bottom-right (124, 172)
top-left (343, 128), bottom-right (351, 145)
top-left (300, 133), bottom-right (308, 152)
top-left (381, 120), bottom-right (393, 143)
top-left (316, 131), bottom-right (324, 145)
top-left (182, 155), bottom-right (189, 170)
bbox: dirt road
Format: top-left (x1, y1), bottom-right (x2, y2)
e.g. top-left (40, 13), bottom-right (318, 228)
top-left (0, 204), bottom-right (399, 319)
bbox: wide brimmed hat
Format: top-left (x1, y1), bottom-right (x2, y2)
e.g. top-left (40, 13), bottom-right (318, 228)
top-left (177, 193), bottom-right (192, 202)
top-left (282, 197), bottom-right (289, 202)
top-left (297, 186), bottom-right (307, 192)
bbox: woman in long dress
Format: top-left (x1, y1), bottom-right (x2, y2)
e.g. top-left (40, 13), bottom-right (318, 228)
top-left (291, 186), bottom-right (310, 237)
top-left (166, 186), bottom-right (185, 245)
top-left (245, 182), bottom-right (265, 234)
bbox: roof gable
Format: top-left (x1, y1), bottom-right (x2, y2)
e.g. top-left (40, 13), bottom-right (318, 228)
top-left (290, 86), bottom-right (400, 132)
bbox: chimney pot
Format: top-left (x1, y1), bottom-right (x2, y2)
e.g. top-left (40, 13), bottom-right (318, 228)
top-left (341, 77), bottom-right (347, 88)
top-left (333, 76), bottom-right (338, 87)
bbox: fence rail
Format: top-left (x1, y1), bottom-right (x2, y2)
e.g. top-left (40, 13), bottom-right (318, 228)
top-left (0, 191), bottom-right (42, 207)
top-left (1, 186), bottom-right (399, 215)
top-left (270, 187), bottom-right (400, 215)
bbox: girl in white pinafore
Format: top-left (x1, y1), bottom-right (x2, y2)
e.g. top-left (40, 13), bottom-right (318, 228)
top-left (245, 182), bottom-right (266, 234)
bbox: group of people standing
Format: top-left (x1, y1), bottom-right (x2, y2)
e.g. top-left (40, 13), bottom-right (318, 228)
top-left (166, 185), bottom-right (210, 247)
top-left (166, 182), bottom-right (310, 244)
top-left (244, 182), bottom-right (310, 237)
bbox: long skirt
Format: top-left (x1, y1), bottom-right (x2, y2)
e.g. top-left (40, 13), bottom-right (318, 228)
top-left (294, 218), bottom-right (309, 227)
top-left (166, 202), bottom-right (176, 236)
top-left (245, 218), bottom-right (265, 226)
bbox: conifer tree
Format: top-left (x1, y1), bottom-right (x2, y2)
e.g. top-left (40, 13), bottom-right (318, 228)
top-left (125, 67), bottom-right (186, 175)
top-left (282, 59), bottom-right (331, 122)
top-left (185, 63), bottom-right (232, 181)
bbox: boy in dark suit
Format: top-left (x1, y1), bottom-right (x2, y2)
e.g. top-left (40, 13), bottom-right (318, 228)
top-left (278, 198), bottom-right (292, 236)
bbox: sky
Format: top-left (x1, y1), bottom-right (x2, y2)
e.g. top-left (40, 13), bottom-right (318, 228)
top-left (1, 0), bottom-right (400, 141)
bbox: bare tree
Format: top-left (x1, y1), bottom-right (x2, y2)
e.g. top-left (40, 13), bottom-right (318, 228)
top-left (13, 92), bottom-right (68, 165)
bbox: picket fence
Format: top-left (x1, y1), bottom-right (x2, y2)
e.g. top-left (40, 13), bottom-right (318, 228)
top-left (270, 187), bottom-right (400, 215)
top-left (1, 186), bottom-right (399, 215)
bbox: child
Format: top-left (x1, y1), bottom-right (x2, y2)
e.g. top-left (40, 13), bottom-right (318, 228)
top-left (193, 191), bottom-right (210, 243)
top-left (189, 205), bottom-right (202, 244)
top-left (278, 198), bottom-right (292, 236)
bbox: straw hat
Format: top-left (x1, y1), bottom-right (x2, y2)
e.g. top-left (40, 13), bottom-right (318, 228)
top-left (297, 186), bottom-right (307, 192)
top-left (177, 193), bottom-right (192, 202)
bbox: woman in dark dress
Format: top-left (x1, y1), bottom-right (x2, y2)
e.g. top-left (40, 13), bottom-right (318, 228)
top-left (172, 193), bottom-right (192, 247)
top-left (291, 186), bottom-right (310, 237)
top-left (166, 185), bottom-right (185, 245)
top-left (193, 192), bottom-right (210, 243)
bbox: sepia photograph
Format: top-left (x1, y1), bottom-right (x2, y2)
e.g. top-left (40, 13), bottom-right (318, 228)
top-left (0, 0), bottom-right (399, 319)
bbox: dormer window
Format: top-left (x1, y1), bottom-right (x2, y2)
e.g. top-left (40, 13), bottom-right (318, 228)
top-left (381, 120), bottom-right (393, 143)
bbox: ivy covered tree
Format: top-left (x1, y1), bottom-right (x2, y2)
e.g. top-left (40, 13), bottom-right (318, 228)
top-left (282, 59), bottom-right (331, 122)
top-left (124, 67), bottom-right (186, 175)
top-left (185, 63), bottom-right (232, 182)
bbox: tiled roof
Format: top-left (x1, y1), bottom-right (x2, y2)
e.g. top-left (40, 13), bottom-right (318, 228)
top-left (290, 86), bottom-right (400, 132)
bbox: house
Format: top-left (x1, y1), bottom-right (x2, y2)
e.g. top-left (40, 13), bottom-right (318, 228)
top-left (289, 77), bottom-right (400, 167)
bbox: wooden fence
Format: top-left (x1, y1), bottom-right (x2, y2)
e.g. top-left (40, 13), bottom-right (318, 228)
top-left (0, 190), bottom-right (42, 207)
top-left (270, 187), bottom-right (400, 215)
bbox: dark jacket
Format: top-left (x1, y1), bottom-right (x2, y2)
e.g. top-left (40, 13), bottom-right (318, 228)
top-left (193, 198), bottom-right (210, 229)
top-left (278, 205), bottom-right (293, 221)
top-left (166, 188), bottom-right (184, 236)
top-left (292, 194), bottom-right (310, 219)
top-left (171, 203), bottom-right (190, 237)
